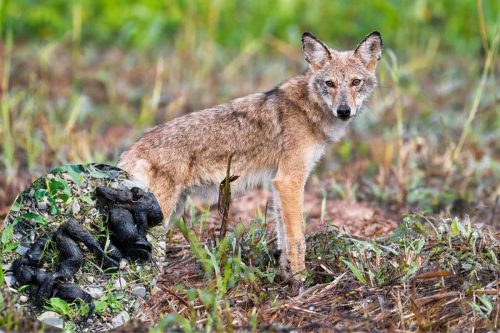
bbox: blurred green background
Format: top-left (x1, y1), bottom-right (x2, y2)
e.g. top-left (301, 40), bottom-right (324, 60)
top-left (2, 0), bottom-right (499, 54)
top-left (0, 0), bottom-right (499, 222)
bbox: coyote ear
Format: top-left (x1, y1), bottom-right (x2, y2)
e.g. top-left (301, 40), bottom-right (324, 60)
top-left (354, 31), bottom-right (383, 71)
top-left (302, 32), bottom-right (331, 71)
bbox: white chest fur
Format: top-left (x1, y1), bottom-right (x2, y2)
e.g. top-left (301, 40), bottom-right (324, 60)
top-left (324, 121), bottom-right (349, 143)
top-left (305, 143), bottom-right (327, 176)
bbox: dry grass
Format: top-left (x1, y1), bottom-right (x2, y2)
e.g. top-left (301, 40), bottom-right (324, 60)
top-left (135, 211), bottom-right (499, 332)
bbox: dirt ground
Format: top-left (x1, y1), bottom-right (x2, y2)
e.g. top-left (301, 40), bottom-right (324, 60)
top-left (220, 188), bottom-right (398, 238)
top-left (131, 186), bottom-right (401, 330)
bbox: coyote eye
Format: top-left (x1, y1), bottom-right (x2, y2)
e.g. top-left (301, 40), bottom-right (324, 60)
top-left (325, 80), bottom-right (335, 88)
top-left (352, 79), bottom-right (361, 86)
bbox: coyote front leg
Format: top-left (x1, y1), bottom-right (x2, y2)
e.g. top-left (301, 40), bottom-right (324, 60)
top-left (273, 166), bottom-right (307, 277)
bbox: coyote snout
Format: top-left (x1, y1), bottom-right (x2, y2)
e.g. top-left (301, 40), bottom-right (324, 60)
top-left (118, 31), bottom-right (383, 281)
top-left (337, 104), bottom-right (351, 120)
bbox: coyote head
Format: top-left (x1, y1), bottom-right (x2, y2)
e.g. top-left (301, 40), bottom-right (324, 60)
top-left (302, 31), bottom-right (382, 121)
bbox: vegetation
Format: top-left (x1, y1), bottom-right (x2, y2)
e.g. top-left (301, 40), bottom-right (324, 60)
top-left (0, 0), bottom-right (499, 332)
top-left (1, 165), bottom-right (163, 331)
top-left (148, 213), bottom-right (498, 332)
top-left (2, 0), bottom-right (499, 54)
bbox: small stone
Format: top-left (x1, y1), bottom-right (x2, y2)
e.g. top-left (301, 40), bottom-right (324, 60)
top-left (146, 234), bottom-right (153, 242)
top-left (158, 241), bottom-right (167, 250)
top-left (37, 200), bottom-right (48, 210)
top-left (111, 311), bottom-right (130, 327)
top-left (121, 179), bottom-right (148, 191)
top-left (71, 199), bottom-right (81, 215)
top-left (14, 232), bottom-right (23, 240)
top-left (113, 277), bottom-right (127, 289)
top-left (132, 285), bottom-right (147, 298)
top-left (110, 182), bottom-right (120, 188)
top-left (48, 222), bottom-right (59, 229)
top-left (37, 311), bottom-right (64, 329)
top-left (19, 295), bottom-right (28, 303)
top-left (151, 286), bottom-right (161, 296)
top-left (87, 276), bottom-right (94, 283)
top-left (16, 245), bottom-right (29, 255)
top-left (2, 263), bottom-right (12, 271)
top-left (4, 274), bottom-right (16, 287)
top-left (87, 286), bottom-right (104, 298)
top-left (119, 259), bottom-right (128, 270)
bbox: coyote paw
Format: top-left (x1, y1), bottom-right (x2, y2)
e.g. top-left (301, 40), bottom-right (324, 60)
top-left (280, 252), bottom-right (306, 286)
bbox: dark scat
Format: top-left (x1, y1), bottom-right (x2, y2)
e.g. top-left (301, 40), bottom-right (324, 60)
top-left (96, 186), bottom-right (164, 261)
top-left (12, 238), bottom-right (48, 286)
top-left (11, 185), bottom-right (163, 317)
top-left (11, 228), bottom-right (95, 310)
top-left (60, 219), bottom-right (120, 268)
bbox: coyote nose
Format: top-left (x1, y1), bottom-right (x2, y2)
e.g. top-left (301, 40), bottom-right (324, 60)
top-left (337, 104), bottom-right (351, 119)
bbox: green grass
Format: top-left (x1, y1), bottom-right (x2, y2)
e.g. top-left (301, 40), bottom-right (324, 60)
top-left (2, 0), bottom-right (499, 55)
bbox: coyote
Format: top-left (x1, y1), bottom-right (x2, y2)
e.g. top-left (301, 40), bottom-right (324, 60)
top-left (118, 32), bottom-right (383, 278)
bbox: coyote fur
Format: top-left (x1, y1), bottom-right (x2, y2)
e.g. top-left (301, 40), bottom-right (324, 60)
top-left (118, 31), bottom-right (383, 277)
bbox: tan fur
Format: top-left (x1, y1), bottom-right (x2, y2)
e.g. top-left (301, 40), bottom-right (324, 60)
top-left (118, 32), bottom-right (383, 278)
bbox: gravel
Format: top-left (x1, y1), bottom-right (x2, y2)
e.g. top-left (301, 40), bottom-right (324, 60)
top-left (121, 179), bottom-right (148, 190)
top-left (113, 277), bottom-right (127, 289)
top-left (37, 311), bottom-right (64, 329)
top-left (15, 245), bottom-right (30, 255)
top-left (87, 286), bottom-right (104, 298)
top-left (111, 311), bottom-right (130, 328)
top-left (37, 201), bottom-right (48, 210)
top-left (4, 273), bottom-right (16, 287)
top-left (71, 199), bottom-right (81, 215)
top-left (119, 259), bottom-right (128, 270)
top-left (132, 285), bottom-right (147, 298)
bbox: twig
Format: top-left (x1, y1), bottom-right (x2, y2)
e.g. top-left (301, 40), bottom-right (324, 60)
top-left (217, 153), bottom-right (239, 240)
top-left (163, 287), bottom-right (190, 307)
top-left (414, 291), bottom-right (461, 305)
top-left (293, 272), bottom-right (346, 301)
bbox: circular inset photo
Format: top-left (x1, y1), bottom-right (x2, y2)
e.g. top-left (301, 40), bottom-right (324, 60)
top-left (1, 164), bottom-right (166, 332)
